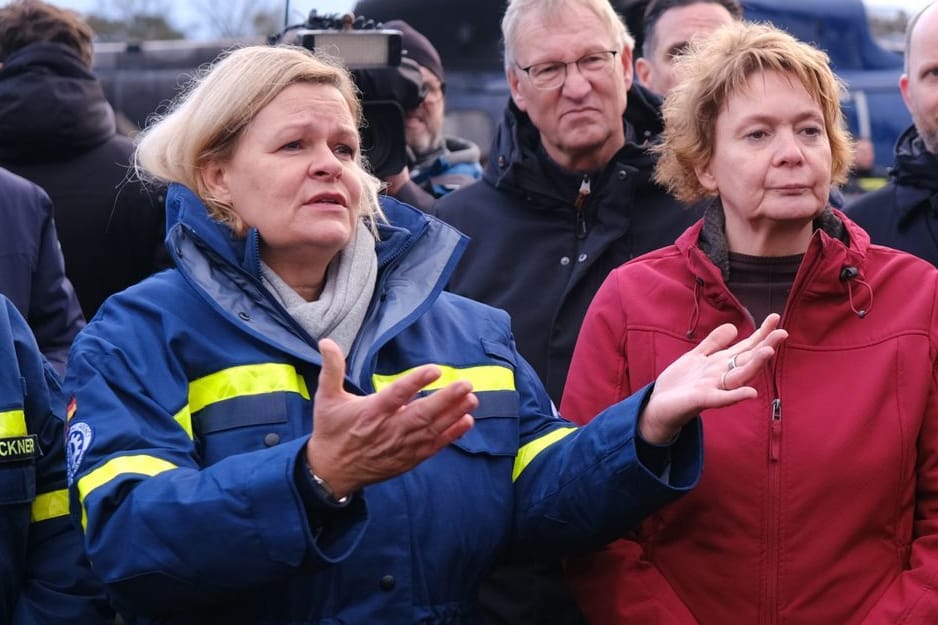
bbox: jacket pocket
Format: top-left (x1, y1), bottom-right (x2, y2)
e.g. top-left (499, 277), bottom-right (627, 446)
top-left (194, 394), bottom-right (292, 465)
top-left (0, 462), bottom-right (36, 505)
top-left (451, 338), bottom-right (520, 457)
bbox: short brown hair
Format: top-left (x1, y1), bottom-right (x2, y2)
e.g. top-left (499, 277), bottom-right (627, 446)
top-left (0, 0), bottom-right (95, 68)
top-left (654, 21), bottom-right (852, 203)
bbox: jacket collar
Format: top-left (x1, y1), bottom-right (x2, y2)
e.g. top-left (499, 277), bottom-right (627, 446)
top-left (483, 83), bottom-right (661, 203)
top-left (890, 125), bottom-right (938, 227)
top-left (163, 184), bottom-right (468, 380)
top-left (677, 206), bottom-right (873, 336)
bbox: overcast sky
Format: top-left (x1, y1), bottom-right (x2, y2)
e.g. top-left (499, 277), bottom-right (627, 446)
top-left (10, 0), bottom-right (936, 39)
top-left (12, 0), bottom-right (359, 38)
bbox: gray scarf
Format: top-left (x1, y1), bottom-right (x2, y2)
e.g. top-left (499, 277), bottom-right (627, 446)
top-left (261, 222), bottom-right (377, 356)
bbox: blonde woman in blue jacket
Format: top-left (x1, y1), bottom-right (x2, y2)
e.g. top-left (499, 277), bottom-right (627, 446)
top-left (64, 44), bottom-right (785, 625)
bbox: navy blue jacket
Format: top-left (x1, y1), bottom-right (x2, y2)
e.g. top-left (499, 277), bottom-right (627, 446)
top-left (65, 186), bottom-right (702, 625)
top-left (0, 295), bottom-right (110, 623)
top-left (846, 125), bottom-right (938, 267)
top-left (0, 167), bottom-right (84, 374)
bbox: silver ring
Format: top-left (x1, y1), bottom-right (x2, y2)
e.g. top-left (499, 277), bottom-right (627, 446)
top-left (720, 370), bottom-right (730, 391)
top-left (727, 354), bottom-right (739, 371)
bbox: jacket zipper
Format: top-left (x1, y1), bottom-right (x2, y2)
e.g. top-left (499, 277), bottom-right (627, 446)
top-left (761, 240), bottom-right (826, 625)
top-left (573, 175), bottom-right (590, 240)
top-left (764, 395), bottom-right (782, 625)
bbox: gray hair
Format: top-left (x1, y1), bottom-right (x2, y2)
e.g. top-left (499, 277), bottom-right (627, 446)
top-left (501, 0), bottom-right (634, 71)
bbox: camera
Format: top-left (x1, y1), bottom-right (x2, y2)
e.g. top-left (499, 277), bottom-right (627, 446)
top-left (272, 11), bottom-right (426, 178)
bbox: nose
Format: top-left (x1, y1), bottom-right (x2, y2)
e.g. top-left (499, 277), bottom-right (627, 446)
top-left (308, 144), bottom-right (343, 179)
top-left (561, 62), bottom-right (592, 98)
top-left (774, 128), bottom-right (805, 166)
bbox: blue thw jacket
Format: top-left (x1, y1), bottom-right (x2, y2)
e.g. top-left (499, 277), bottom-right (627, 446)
top-left (65, 185), bottom-right (702, 625)
top-left (0, 295), bottom-right (109, 624)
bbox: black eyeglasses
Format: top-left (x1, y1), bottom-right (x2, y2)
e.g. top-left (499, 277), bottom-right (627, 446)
top-left (516, 50), bottom-right (619, 90)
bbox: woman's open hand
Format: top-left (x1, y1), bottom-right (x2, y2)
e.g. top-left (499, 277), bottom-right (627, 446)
top-left (639, 314), bottom-right (788, 444)
top-left (305, 339), bottom-right (478, 498)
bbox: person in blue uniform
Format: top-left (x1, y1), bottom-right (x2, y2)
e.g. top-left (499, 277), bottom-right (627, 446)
top-left (0, 294), bottom-right (110, 624)
top-left (64, 44), bottom-right (786, 625)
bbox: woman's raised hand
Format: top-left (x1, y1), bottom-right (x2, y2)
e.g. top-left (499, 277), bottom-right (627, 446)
top-left (305, 339), bottom-right (478, 498)
top-left (639, 314), bottom-right (788, 444)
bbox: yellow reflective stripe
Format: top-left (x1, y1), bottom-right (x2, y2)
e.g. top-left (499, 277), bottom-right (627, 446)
top-left (512, 427), bottom-right (577, 482)
top-left (31, 489), bottom-right (69, 523)
top-left (188, 363), bottom-right (310, 413)
top-left (372, 365), bottom-right (515, 393)
top-left (0, 409), bottom-right (26, 437)
top-left (77, 454), bottom-right (178, 529)
top-left (173, 405), bottom-right (193, 439)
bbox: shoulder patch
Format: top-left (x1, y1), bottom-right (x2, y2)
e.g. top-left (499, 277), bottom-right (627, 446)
top-left (66, 422), bottom-right (93, 484)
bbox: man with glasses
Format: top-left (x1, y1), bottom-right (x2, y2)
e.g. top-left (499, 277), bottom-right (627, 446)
top-left (433, 0), bottom-right (702, 624)
top-left (383, 20), bottom-right (483, 202)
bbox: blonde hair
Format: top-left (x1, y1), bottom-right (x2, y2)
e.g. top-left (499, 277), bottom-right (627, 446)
top-left (654, 21), bottom-right (852, 203)
top-left (135, 44), bottom-right (384, 232)
top-left (501, 0), bottom-right (634, 70)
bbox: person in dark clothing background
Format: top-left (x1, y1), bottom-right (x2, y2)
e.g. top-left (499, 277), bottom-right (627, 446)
top-left (846, 2), bottom-right (938, 266)
top-left (0, 167), bottom-right (84, 375)
top-left (384, 19), bottom-right (483, 197)
top-left (434, 0), bottom-right (700, 412)
top-left (432, 1), bottom-right (701, 624)
top-left (0, 0), bottom-right (168, 319)
top-left (634, 0), bottom-right (741, 97)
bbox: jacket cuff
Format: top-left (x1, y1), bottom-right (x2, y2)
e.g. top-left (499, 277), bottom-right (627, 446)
top-left (247, 437), bottom-right (368, 566)
top-left (631, 384), bottom-right (702, 491)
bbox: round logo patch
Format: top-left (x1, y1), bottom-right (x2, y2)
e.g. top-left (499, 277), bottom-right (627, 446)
top-left (66, 422), bottom-right (93, 484)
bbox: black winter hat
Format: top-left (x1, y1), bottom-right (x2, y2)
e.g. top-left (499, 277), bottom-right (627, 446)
top-left (383, 19), bottom-right (444, 84)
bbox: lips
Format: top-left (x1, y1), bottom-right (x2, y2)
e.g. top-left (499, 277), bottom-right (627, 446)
top-left (305, 192), bottom-right (347, 207)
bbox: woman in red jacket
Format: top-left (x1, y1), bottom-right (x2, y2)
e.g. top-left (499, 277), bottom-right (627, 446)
top-left (562, 21), bottom-right (938, 625)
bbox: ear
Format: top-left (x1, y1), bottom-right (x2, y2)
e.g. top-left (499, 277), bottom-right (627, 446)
top-left (620, 46), bottom-right (634, 91)
top-left (507, 66), bottom-right (527, 112)
top-left (635, 57), bottom-right (651, 90)
top-left (900, 73), bottom-right (912, 113)
top-left (695, 163), bottom-right (718, 193)
top-left (201, 159), bottom-right (232, 205)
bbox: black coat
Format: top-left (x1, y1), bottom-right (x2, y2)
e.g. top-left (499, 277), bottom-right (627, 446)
top-left (434, 84), bottom-right (702, 405)
top-left (0, 42), bottom-right (168, 319)
top-left (846, 125), bottom-right (938, 267)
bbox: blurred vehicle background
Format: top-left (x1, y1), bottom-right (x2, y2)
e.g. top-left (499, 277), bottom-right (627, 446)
top-left (77, 0), bottom-right (919, 169)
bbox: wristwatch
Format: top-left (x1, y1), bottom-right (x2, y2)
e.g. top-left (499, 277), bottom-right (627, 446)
top-left (307, 466), bottom-right (350, 505)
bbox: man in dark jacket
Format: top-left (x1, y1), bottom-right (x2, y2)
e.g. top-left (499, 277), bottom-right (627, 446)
top-left (434, 0), bottom-right (699, 407)
top-left (0, 0), bottom-right (168, 319)
top-left (846, 2), bottom-right (938, 266)
top-left (0, 293), bottom-right (112, 624)
top-left (0, 167), bottom-right (84, 375)
top-left (432, 1), bottom-right (701, 623)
